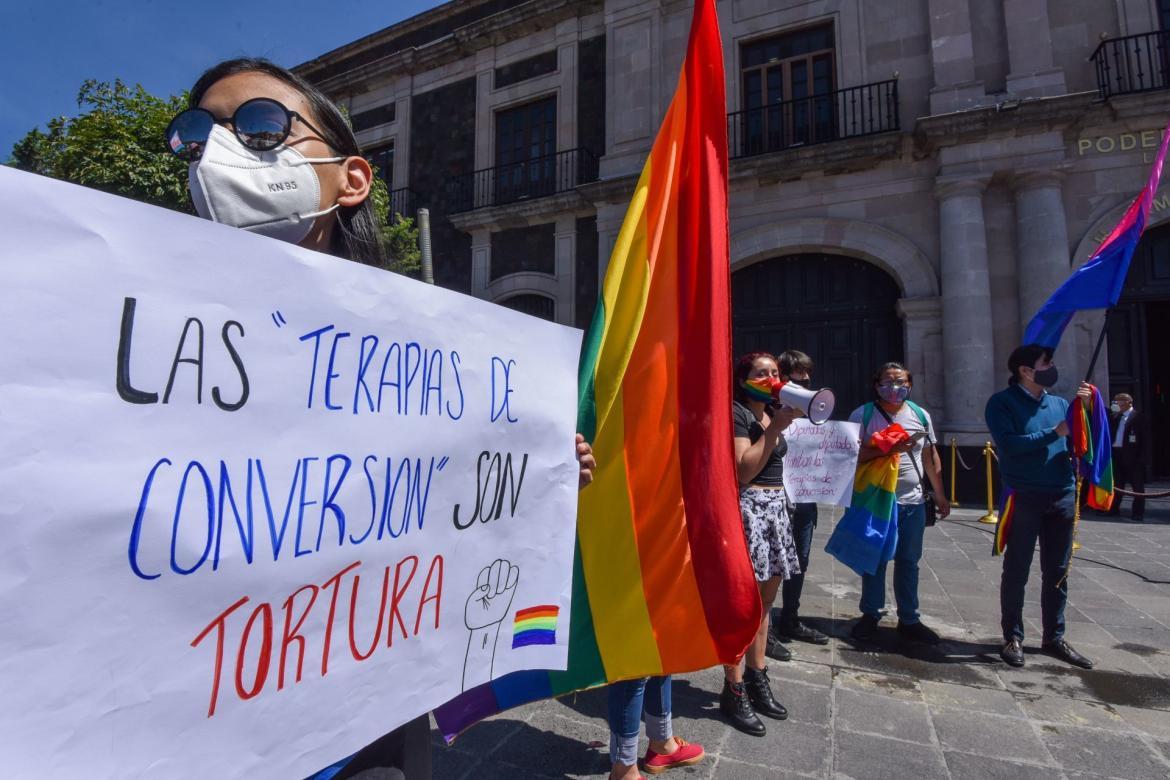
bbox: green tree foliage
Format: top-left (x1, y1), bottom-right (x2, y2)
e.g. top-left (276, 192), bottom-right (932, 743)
top-left (9, 79), bottom-right (191, 212)
top-left (10, 80), bottom-right (424, 279)
top-left (368, 169), bottom-right (422, 278)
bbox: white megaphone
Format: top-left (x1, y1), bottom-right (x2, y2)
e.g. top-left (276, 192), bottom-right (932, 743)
top-left (773, 381), bottom-right (836, 425)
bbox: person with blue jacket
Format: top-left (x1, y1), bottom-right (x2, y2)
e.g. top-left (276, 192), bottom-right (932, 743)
top-left (985, 344), bottom-right (1093, 670)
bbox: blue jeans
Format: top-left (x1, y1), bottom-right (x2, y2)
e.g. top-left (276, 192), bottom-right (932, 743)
top-left (779, 502), bottom-right (817, 624)
top-left (859, 502), bottom-right (925, 624)
top-left (607, 676), bottom-right (672, 766)
top-left (1000, 490), bottom-right (1075, 643)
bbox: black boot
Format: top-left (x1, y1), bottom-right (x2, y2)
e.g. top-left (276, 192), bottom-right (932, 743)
top-left (743, 666), bottom-right (789, 720)
top-left (765, 626), bottom-right (793, 661)
top-left (720, 679), bottom-right (766, 736)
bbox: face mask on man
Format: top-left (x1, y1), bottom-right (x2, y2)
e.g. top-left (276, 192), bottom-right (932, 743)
top-left (1110, 402), bottom-right (1121, 413)
top-left (877, 383), bottom-right (910, 404)
top-left (1031, 365), bottom-right (1059, 388)
top-left (188, 124), bottom-right (343, 244)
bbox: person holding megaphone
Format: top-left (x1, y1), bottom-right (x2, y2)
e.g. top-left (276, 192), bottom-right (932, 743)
top-left (721, 351), bottom-right (801, 737)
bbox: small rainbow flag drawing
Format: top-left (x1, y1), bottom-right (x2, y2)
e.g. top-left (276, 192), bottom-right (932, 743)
top-left (511, 605), bottom-right (559, 649)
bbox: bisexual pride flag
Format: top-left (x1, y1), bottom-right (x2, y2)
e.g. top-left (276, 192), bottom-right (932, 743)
top-left (1024, 120), bottom-right (1170, 349)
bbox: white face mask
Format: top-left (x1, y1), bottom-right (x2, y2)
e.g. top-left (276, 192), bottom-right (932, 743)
top-left (189, 124), bottom-right (343, 244)
top-left (1111, 403), bottom-right (1122, 413)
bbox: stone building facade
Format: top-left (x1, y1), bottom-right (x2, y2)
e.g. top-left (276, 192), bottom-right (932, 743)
top-left (296, 0), bottom-right (1170, 487)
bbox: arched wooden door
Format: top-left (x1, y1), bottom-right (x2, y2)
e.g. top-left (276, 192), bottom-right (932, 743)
top-left (732, 253), bottom-right (904, 419)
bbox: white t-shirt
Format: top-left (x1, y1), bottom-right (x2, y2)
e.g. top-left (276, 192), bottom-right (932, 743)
top-left (847, 401), bottom-right (937, 505)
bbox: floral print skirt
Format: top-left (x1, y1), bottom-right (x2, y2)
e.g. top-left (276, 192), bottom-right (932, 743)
top-left (739, 486), bottom-right (801, 582)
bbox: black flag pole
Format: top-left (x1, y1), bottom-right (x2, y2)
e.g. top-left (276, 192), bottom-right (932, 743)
top-left (1084, 315), bottom-right (1109, 383)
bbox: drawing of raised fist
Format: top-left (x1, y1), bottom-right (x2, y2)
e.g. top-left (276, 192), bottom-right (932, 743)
top-left (464, 558), bottom-right (519, 630)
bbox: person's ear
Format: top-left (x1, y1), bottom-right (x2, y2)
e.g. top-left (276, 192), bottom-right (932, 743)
top-left (336, 155), bottom-right (373, 208)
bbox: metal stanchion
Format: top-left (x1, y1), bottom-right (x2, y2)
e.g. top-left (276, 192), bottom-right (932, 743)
top-left (979, 441), bottom-right (999, 524)
top-left (949, 437), bottom-right (961, 507)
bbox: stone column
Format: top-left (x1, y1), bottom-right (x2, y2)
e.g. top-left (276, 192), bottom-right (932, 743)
top-left (1013, 170), bottom-right (1071, 343)
top-left (1013, 169), bottom-right (1084, 396)
top-left (896, 296), bottom-right (945, 415)
top-left (935, 175), bottom-right (996, 434)
top-left (926, 0), bottom-right (985, 114)
top-left (1003, 0), bottom-right (1066, 96)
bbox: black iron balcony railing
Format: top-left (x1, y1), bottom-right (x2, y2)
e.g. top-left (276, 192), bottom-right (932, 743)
top-left (388, 186), bottom-right (418, 219)
top-left (728, 79), bottom-right (899, 160)
top-left (448, 148), bottom-right (600, 213)
top-left (1091, 30), bottom-right (1170, 99)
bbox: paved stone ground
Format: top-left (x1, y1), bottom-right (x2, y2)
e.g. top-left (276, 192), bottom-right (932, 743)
top-left (428, 491), bottom-right (1170, 779)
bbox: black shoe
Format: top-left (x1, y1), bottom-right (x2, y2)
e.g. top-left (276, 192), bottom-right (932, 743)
top-left (1001, 639), bottom-right (1024, 667)
top-left (850, 614), bottom-right (880, 642)
top-left (897, 620), bottom-right (941, 645)
top-left (743, 666), bottom-right (788, 720)
top-left (1042, 638), bottom-right (1094, 669)
top-left (778, 619), bottom-right (829, 645)
top-left (720, 679), bottom-right (766, 736)
top-left (765, 628), bottom-right (793, 662)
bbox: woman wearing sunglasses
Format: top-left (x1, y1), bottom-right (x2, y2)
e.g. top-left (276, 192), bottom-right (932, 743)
top-left (169, 58), bottom-right (384, 265)
top-left (171, 58), bottom-right (596, 780)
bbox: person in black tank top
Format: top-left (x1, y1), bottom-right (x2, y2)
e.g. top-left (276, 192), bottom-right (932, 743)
top-left (719, 352), bottom-right (801, 739)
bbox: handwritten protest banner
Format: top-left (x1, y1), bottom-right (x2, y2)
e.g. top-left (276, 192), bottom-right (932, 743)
top-left (0, 167), bottom-right (582, 778)
top-left (782, 420), bottom-right (861, 506)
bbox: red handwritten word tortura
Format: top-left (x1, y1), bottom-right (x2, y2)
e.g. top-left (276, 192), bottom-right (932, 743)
top-left (191, 555), bottom-right (443, 717)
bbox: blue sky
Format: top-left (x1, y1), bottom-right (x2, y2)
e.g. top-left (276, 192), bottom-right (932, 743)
top-left (0, 0), bottom-right (445, 158)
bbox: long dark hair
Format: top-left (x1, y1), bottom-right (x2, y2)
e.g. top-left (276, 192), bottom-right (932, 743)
top-left (733, 351), bottom-right (776, 404)
top-left (189, 58), bottom-right (386, 267)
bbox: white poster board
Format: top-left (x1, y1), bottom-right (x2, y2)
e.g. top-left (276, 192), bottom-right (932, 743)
top-left (782, 420), bottom-right (861, 506)
top-left (0, 167), bottom-right (582, 778)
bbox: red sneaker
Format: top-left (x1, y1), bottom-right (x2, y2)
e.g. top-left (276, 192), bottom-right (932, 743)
top-left (641, 737), bottom-right (705, 774)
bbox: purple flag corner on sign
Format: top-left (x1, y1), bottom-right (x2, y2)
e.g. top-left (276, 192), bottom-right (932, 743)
top-left (1023, 120), bottom-right (1170, 349)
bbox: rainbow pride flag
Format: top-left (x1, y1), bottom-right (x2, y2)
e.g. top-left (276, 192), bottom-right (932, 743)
top-left (1069, 385), bottom-right (1115, 511)
top-left (511, 605), bottom-right (559, 648)
top-left (823, 437), bottom-right (902, 577)
top-left (993, 489), bottom-right (1016, 556)
top-left (434, 0), bottom-right (760, 741)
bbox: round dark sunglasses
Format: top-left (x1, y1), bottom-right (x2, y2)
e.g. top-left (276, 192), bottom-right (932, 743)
top-left (166, 97), bottom-right (334, 161)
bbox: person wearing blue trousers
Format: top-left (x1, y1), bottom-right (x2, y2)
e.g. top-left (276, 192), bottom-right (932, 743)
top-left (847, 362), bottom-right (950, 645)
top-left (607, 677), bottom-right (703, 779)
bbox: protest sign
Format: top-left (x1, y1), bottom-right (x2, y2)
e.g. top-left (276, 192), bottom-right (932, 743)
top-left (782, 420), bottom-right (861, 506)
top-left (0, 166), bottom-right (582, 778)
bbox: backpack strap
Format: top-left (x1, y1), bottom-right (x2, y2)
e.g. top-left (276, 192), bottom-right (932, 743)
top-left (905, 400), bottom-right (931, 442)
top-left (861, 402), bottom-right (875, 430)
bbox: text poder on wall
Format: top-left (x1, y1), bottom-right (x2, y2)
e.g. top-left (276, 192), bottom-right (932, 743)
top-left (0, 166), bottom-right (583, 779)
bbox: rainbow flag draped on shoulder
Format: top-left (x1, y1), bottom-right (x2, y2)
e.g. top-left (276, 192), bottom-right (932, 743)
top-left (823, 426), bottom-right (905, 576)
top-left (434, 0), bottom-right (760, 740)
